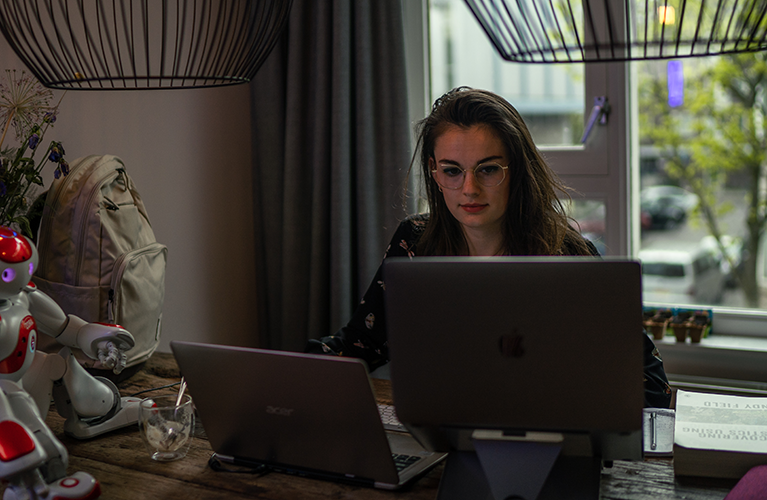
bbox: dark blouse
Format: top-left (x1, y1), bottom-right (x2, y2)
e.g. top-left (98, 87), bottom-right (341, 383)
top-left (306, 213), bottom-right (673, 409)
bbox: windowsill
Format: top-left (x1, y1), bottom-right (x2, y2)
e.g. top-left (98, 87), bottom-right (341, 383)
top-left (644, 302), bottom-right (767, 393)
top-left (654, 333), bottom-right (767, 395)
top-left (644, 301), bottom-right (767, 339)
top-left (658, 334), bottom-right (767, 352)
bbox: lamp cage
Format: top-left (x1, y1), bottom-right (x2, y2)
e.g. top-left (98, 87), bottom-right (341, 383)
top-left (0, 0), bottom-right (293, 90)
top-left (464, 0), bottom-right (767, 63)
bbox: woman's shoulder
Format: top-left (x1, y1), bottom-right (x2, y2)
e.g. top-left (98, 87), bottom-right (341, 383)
top-left (562, 229), bottom-right (601, 256)
top-left (400, 213), bottom-right (430, 232)
top-left (390, 213), bottom-right (429, 239)
top-left (385, 213), bottom-right (430, 258)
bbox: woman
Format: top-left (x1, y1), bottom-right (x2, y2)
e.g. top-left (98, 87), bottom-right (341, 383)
top-left (306, 87), bottom-right (672, 408)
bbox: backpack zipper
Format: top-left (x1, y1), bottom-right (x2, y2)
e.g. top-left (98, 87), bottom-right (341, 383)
top-left (107, 289), bottom-right (115, 324)
top-left (103, 196), bottom-right (120, 211)
top-left (108, 242), bottom-right (167, 325)
top-left (37, 158), bottom-right (85, 272)
top-left (74, 169), bottom-right (121, 286)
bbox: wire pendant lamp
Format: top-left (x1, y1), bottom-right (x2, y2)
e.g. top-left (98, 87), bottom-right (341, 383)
top-left (465, 0), bottom-right (767, 63)
top-left (0, 0), bottom-right (293, 90)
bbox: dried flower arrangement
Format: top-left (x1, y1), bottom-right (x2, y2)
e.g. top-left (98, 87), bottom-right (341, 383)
top-left (0, 69), bottom-right (68, 237)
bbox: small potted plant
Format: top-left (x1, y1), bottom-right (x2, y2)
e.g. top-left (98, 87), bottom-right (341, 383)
top-left (687, 311), bottom-right (711, 343)
top-left (670, 310), bottom-right (693, 342)
top-left (643, 308), bottom-right (672, 340)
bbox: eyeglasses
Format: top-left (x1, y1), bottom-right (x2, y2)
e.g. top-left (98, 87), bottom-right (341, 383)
top-left (431, 162), bottom-right (509, 190)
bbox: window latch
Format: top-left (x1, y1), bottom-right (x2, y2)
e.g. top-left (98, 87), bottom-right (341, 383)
top-left (580, 96), bottom-right (610, 144)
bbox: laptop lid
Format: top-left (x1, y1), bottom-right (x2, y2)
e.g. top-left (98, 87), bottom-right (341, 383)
top-left (382, 257), bottom-right (644, 459)
top-left (170, 341), bottom-right (445, 489)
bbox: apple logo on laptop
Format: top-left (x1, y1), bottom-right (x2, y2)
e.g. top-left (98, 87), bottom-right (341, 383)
top-left (266, 406), bottom-right (295, 416)
top-left (498, 330), bottom-right (525, 358)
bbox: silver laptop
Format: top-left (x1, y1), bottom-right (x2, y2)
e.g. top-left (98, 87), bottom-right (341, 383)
top-left (382, 256), bottom-right (645, 461)
top-left (170, 341), bottom-right (446, 489)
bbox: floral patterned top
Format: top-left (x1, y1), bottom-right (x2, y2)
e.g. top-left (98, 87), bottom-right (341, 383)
top-left (305, 213), bottom-right (673, 409)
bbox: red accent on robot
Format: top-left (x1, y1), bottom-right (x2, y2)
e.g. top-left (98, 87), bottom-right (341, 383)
top-left (94, 322), bottom-right (125, 329)
top-left (51, 475), bottom-right (102, 500)
top-left (0, 420), bottom-right (36, 461)
top-left (0, 228), bottom-right (32, 263)
top-left (60, 478), bottom-right (80, 487)
top-left (0, 315), bottom-right (36, 374)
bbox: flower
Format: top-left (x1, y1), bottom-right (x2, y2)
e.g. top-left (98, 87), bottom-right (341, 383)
top-left (0, 70), bottom-right (53, 143)
top-left (0, 70), bottom-right (67, 237)
top-left (48, 142), bottom-right (64, 162)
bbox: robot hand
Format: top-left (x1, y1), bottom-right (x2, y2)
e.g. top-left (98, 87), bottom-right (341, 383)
top-left (77, 323), bottom-right (134, 374)
top-left (96, 340), bottom-right (129, 374)
top-left (57, 317), bottom-right (135, 375)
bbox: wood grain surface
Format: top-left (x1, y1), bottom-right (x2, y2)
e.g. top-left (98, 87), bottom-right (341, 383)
top-left (1, 352), bottom-right (739, 499)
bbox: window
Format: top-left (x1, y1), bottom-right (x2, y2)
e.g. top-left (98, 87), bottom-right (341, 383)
top-left (637, 56), bottom-right (765, 313)
top-left (425, 0), bottom-right (630, 257)
top-left (430, 1), bottom-right (585, 147)
top-left (407, 0), bottom-right (767, 391)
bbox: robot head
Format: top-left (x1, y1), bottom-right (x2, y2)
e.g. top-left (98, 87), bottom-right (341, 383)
top-left (0, 227), bottom-right (38, 299)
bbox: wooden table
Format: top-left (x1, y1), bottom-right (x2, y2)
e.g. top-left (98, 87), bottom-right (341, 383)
top-left (3, 353), bottom-right (740, 499)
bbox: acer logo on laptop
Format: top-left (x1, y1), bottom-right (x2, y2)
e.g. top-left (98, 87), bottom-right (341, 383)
top-left (498, 330), bottom-right (525, 358)
top-left (266, 406), bottom-right (294, 416)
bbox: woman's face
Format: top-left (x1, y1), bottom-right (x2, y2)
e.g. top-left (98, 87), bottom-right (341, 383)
top-left (430, 124), bottom-right (511, 238)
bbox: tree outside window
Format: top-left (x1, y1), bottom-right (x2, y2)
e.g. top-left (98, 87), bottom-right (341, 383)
top-left (639, 53), bottom-right (767, 308)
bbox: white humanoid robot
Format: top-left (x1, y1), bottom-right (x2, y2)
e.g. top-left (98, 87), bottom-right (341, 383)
top-left (0, 227), bottom-right (141, 500)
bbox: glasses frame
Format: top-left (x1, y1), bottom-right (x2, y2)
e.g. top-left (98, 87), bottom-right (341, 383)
top-left (431, 162), bottom-right (510, 190)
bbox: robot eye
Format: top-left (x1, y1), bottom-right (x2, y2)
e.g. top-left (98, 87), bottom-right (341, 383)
top-left (29, 262), bottom-right (34, 276)
top-left (2, 268), bottom-right (16, 283)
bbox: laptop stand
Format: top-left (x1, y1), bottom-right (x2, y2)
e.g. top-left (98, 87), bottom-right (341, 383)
top-left (436, 436), bottom-right (601, 500)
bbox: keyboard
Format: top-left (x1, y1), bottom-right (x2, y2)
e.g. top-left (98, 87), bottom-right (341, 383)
top-left (379, 405), bottom-right (424, 474)
top-left (378, 403), bottom-right (407, 432)
top-left (392, 453), bottom-right (421, 472)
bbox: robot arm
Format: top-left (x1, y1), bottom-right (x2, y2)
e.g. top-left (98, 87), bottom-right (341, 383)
top-left (24, 284), bottom-right (135, 374)
top-left (19, 284), bottom-right (67, 338)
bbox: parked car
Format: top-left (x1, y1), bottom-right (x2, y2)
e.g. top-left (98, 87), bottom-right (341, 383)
top-left (639, 246), bottom-right (727, 305)
top-left (640, 185), bottom-right (699, 230)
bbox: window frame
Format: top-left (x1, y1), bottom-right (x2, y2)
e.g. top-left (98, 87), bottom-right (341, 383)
top-left (407, 0), bottom-right (634, 258)
top-left (405, 0), bottom-right (767, 391)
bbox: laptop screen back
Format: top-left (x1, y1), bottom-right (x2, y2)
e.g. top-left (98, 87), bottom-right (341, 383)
top-left (170, 342), bottom-right (403, 484)
top-left (382, 257), bottom-right (644, 456)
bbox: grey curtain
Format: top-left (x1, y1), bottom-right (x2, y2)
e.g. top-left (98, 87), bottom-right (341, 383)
top-left (250, 0), bottom-right (411, 351)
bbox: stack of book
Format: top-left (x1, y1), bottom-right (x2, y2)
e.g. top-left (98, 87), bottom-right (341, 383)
top-left (674, 390), bottom-right (767, 479)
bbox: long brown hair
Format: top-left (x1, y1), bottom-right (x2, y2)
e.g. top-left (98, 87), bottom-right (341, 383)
top-left (412, 87), bottom-right (592, 256)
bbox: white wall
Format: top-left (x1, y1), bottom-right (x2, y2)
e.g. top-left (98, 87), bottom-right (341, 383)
top-left (0, 41), bottom-right (259, 352)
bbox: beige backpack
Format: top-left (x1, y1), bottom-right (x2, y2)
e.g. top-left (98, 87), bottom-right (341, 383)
top-left (33, 155), bottom-right (167, 374)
